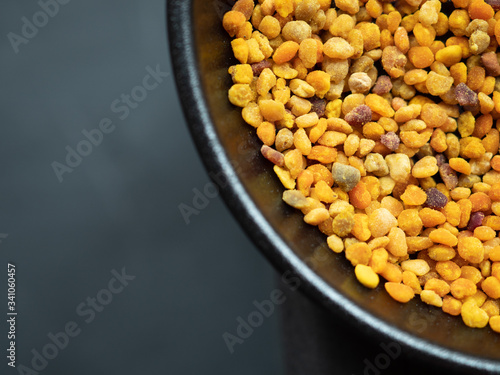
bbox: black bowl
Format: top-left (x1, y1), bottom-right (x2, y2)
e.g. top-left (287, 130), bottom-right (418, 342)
top-left (168, 1), bottom-right (500, 372)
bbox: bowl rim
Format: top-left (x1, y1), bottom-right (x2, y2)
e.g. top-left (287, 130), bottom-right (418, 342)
top-left (167, 0), bottom-right (500, 372)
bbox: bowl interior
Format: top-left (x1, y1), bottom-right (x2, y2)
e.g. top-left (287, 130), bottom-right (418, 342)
top-left (169, 0), bottom-right (500, 371)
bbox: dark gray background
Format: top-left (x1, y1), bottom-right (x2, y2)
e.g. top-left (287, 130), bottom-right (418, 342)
top-left (0, 1), bottom-right (284, 374)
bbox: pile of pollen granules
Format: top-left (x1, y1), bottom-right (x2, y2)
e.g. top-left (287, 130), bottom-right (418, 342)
top-left (223, 0), bottom-right (500, 331)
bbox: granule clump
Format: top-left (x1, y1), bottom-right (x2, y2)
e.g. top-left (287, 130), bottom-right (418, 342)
top-left (344, 105), bottom-right (372, 127)
top-left (380, 132), bottom-right (400, 151)
top-left (331, 163), bottom-right (361, 192)
top-left (223, 0), bottom-right (500, 332)
top-left (309, 97), bottom-right (326, 117)
top-left (372, 75), bottom-right (393, 95)
top-left (332, 210), bottom-right (355, 237)
top-left (455, 83), bottom-right (479, 107)
top-left (425, 188), bottom-right (448, 209)
top-left (467, 211), bottom-right (486, 232)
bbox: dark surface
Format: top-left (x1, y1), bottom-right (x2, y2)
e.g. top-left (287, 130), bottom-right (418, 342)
top-left (0, 1), bottom-right (283, 374)
top-left (168, 0), bottom-right (500, 373)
